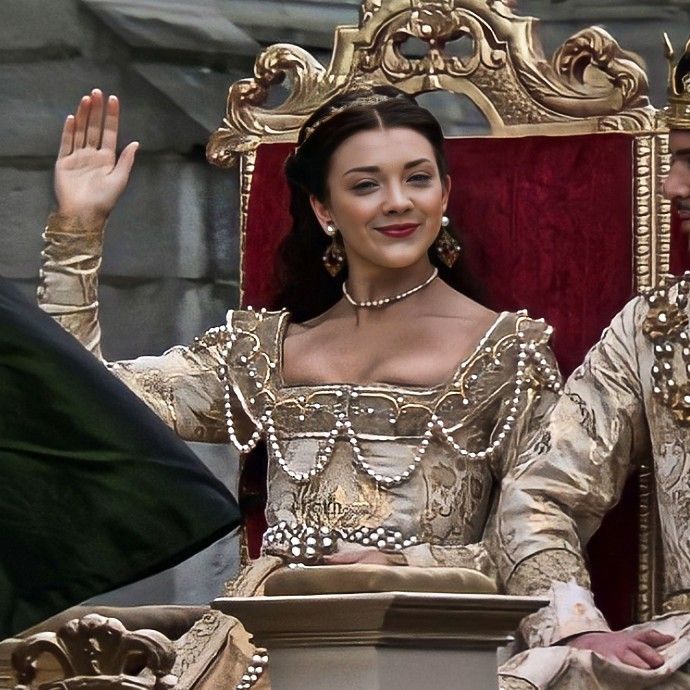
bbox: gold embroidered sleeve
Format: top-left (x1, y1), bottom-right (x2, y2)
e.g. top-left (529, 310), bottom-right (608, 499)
top-left (37, 212), bottom-right (232, 443)
top-left (38, 212), bottom-right (105, 357)
top-left (496, 298), bottom-right (649, 646)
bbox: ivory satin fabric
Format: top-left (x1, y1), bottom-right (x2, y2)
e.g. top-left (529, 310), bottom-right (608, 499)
top-left (39, 212), bottom-right (557, 690)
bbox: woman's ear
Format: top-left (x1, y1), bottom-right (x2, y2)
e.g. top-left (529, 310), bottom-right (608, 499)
top-left (309, 194), bottom-right (333, 231)
top-left (442, 174), bottom-right (451, 212)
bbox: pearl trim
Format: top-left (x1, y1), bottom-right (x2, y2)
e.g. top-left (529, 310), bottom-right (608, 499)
top-left (219, 308), bottom-right (556, 489)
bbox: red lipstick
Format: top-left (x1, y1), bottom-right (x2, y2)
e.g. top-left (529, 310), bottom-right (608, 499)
top-left (375, 223), bottom-right (420, 238)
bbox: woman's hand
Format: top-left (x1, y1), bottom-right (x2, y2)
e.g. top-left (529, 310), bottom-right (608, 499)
top-left (566, 629), bottom-right (674, 670)
top-left (322, 544), bottom-right (401, 566)
top-left (55, 89), bottom-right (139, 222)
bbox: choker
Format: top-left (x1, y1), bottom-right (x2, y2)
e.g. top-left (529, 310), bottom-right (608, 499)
top-left (342, 267), bottom-right (438, 309)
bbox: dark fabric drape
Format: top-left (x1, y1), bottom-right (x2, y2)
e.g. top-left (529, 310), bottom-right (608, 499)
top-left (0, 278), bottom-right (241, 639)
top-left (242, 133), bottom-right (637, 626)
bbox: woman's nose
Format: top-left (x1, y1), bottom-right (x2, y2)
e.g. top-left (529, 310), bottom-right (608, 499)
top-left (382, 184), bottom-right (414, 214)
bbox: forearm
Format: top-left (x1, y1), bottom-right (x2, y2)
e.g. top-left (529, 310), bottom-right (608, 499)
top-left (38, 212), bottom-right (106, 358)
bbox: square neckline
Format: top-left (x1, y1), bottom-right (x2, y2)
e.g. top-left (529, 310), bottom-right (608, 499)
top-left (274, 309), bottom-right (511, 394)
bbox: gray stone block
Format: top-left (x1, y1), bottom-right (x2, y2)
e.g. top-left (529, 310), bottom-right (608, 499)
top-left (82, 0), bottom-right (260, 56)
top-left (0, 0), bottom-right (83, 55)
top-left (98, 279), bottom-right (238, 361)
top-left (132, 62), bottom-right (246, 134)
top-left (0, 60), bottom-right (209, 158)
top-left (103, 153), bottom-right (239, 280)
top-left (218, 0), bottom-right (359, 48)
top-left (0, 165), bottom-right (53, 280)
top-left (0, 155), bottom-right (240, 282)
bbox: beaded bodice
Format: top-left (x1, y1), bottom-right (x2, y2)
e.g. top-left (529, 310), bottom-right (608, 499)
top-left (215, 308), bottom-right (558, 568)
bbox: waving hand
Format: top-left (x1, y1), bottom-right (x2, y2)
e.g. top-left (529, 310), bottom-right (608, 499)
top-left (55, 89), bottom-right (139, 221)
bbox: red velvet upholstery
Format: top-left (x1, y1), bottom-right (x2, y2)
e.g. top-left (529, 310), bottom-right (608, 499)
top-left (240, 133), bottom-right (639, 625)
top-left (670, 213), bottom-right (690, 275)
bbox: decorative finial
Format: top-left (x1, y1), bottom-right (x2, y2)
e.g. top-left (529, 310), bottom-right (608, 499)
top-left (662, 32), bottom-right (690, 130)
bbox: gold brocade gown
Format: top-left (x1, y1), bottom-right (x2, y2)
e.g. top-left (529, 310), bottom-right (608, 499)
top-left (496, 276), bottom-right (690, 690)
top-left (38, 213), bottom-right (560, 690)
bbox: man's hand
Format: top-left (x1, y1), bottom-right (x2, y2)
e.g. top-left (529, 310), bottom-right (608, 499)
top-left (567, 629), bottom-right (674, 670)
top-left (55, 89), bottom-right (139, 222)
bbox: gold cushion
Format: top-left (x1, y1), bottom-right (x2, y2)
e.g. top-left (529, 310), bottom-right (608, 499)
top-left (264, 565), bottom-right (497, 597)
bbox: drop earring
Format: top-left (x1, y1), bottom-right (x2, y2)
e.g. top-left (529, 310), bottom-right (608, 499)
top-left (435, 215), bottom-right (461, 268)
top-left (322, 223), bottom-right (345, 276)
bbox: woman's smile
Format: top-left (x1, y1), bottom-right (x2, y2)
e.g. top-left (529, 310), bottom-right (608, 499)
top-left (374, 222), bottom-right (420, 238)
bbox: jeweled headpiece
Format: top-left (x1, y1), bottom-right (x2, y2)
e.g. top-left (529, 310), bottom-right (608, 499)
top-left (298, 91), bottom-right (407, 147)
top-left (663, 33), bottom-right (690, 130)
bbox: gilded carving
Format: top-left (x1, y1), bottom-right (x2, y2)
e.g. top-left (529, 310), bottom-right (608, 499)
top-left (12, 614), bottom-right (176, 690)
top-left (360, 0), bottom-right (383, 25)
top-left (356, 4), bottom-right (507, 86)
top-left (205, 0), bottom-right (669, 621)
top-left (656, 133), bottom-right (673, 280)
top-left (207, 0), bottom-right (656, 167)
top-left (635, 136), bottom-right (654, 291)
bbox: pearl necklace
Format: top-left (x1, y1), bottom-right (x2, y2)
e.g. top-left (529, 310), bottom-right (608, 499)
top-left (342, 268), bottom-right (438, 309)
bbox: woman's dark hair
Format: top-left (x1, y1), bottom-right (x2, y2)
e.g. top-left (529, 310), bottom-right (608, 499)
top-left (273, 86), bottom-right (477, 321)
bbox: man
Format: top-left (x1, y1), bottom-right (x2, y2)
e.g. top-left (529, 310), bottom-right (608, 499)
top-left (0, 277), bottom-right (241, 639)
top-left (496, 36), bottom-right (690, 690)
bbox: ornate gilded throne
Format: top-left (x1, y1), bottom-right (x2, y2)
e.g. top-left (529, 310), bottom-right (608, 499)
top-left (5, 0), bottom-right (684, 688)
top-left (208, 0), bottom-right (671, 629)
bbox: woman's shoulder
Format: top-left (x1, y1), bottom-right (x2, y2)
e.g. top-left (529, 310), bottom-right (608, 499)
top-left (226, 307), bottom-right (290, 354)
top-left (437, 287), bottom-right (553, 348)
top-left (190, 307), bottom-right (289, 357)
top-left (496, 310), bottom-right (554, 346)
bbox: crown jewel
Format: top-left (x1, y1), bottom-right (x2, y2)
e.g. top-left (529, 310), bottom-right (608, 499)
top-left (663, 33), bottom-right (690, 130)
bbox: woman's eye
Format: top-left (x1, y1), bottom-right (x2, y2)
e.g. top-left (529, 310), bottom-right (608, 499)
top-left (352, 180), bottom-right (378, 192)
top-left (408, 173), bottom-right (432, 185)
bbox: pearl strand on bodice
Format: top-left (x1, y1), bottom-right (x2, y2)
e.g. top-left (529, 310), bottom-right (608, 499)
top-left (217, 311), bottom-right (549, 490)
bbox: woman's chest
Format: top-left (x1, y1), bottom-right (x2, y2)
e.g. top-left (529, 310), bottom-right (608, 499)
top-left (281, 320), bottom-right (490, 389)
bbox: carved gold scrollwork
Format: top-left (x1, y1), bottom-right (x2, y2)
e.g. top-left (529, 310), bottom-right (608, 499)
top-left (207, 0), bottom-right (657, 167)
top-left (12, 614), bottom-right (177, 690)
top-left (550, 29), bottom-right (648, 110)
top-left (357, 4), bottom-right (506, 89)
top-left (360, 0), bottom-right (383, 25)
top-left (208, 45), bottom-right (335, 167)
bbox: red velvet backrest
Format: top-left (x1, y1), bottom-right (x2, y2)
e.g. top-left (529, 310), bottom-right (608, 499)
top-left (240, 133), bottom-right (637, 625)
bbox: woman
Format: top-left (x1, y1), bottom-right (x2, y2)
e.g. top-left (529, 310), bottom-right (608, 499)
top-left (40, 86), bottom-right (559, 688)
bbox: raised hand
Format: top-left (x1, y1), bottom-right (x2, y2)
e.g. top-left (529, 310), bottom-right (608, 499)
top-left (55, 89), bottom-right (139, 221)
top-left (567, 629), bottom-right (675, 670)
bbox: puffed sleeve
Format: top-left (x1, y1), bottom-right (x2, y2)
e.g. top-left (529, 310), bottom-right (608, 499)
top-left (497, 297), bottom-right (649, 647)
top-left (37, 212), bottom-right (233, 443)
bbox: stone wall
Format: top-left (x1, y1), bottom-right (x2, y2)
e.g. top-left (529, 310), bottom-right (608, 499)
top-left (3, 0), bottom-right (690, 607)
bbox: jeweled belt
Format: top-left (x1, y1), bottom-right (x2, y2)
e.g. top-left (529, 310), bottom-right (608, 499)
top-left (262, 521), bottom-right (418, 564)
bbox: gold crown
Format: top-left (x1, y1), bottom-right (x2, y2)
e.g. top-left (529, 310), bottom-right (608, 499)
top-left (298, 91), bottom-right (406, 147)
top-left (663, 33), bottom-right (690, 130)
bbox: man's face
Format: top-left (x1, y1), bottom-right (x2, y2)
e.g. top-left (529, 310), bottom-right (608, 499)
top-left (664, 130), bottom-right (690, 233)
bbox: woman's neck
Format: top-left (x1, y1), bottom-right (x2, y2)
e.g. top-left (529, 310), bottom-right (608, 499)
top-left (342, 259), bottom-right (436, 306)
